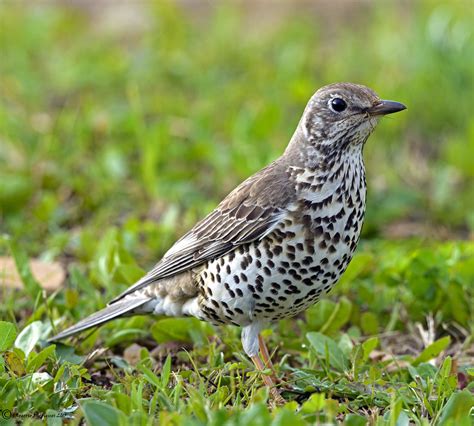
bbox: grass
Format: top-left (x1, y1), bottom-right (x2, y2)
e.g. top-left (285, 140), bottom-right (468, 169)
top-left (0, 1), bottom-right (473, 424)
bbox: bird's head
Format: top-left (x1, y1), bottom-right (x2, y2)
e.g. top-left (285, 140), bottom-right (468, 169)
top-left (299, 82), bottom-right (406, 157)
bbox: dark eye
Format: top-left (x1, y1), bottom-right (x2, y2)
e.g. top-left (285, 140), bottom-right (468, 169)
top-left (330, 98), bottom-right (347, 112)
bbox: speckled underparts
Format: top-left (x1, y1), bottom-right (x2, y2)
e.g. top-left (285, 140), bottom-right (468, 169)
top-left (50, 83), bottom-right (406, 398)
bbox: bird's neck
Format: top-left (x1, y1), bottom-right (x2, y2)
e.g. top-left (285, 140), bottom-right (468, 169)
top-left (283, 125), bottom-right (365, 180)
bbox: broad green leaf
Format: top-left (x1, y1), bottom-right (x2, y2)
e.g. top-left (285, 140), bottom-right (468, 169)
top-left (305, 300), bottom-right (337, 331)
top-left (307, 332), bottom-right (349, 372)
top-left (306, 297), bottom-right (352, 335)
top-left (27, 344), bottom-right (55, 372)
top-left (116, 264), bottom-right (145, 284)
top-left (437, 390), bottom-right (474, 426)
top-left (320, 297), bottom-right (352, 336)
top-left (5, 348), bottom-right (25, 376)
top-left (344, 414), bottom-right (367, 426)
top-left (0, 321), bottom-right (17, 351)
top-left (360, 312), bottom-right (379, 335)
top-left (394, 410), bottom-right (410, 426)
top-left (14, 321), bottom-right (44, 356)
top-left (272, 408), bottom-right (306, 426)
top-left (338, 333), bottom-right (354, 357)
top-left (413, 336), bottom-right (451, 366)
top-left (105, 328), bottom-right (148, 347)
top-left (151, 318), bottom-right (204, 343)
top-left (338, 252), bottom-right (374, 286)
top-left (362, 336), bottom-right (379, 362)
top-left (81, 400), bottom-right (125, 426)
top-left (55, 343), bottom-right (85, 364)
top-left (301, 393), bottom-right (326, 413)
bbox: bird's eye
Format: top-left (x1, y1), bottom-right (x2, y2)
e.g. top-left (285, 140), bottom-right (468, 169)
top-left (330, 98), bottom-right (347, 113)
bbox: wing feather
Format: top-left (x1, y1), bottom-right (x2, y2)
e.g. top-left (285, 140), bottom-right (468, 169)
top-left (109, 160), bottom-right (295, 303)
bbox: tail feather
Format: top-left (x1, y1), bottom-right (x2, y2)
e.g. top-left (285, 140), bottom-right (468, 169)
top-left (48, 296), bottom-right (150, 342)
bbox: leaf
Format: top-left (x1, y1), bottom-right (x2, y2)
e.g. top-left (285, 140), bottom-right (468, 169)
top-left (437, 390), bottom-right (474, 426)
top-left (360, 312), bottom-right (379, 335)
top-left (55, 344), bottom-right (85, 364)
top-left (5, 349), bottom-right (25, 376)
top-left (27, 344), bottom-right (55, 372)
top-left (306, 300), bottom-right (336, 331)
top-left (362, 337), bottom-right (379, 362)
top-left (307, 332), bottom-right (349, 372)
top-left (301, 393), bottom-right (326, 413)
top-left (14, 321), bottom-right (45, 357)
top-left (413, 336), bottom-right (451, 366)
top-left (338, 252), bottom-right (374, 286)
top-left (161, 355), bottom-right (171, 388)
top-left (105, 328), bottom-right (148, 347)
top-left (151, 318), bottom-right (202, 343)
top-left (344, 414), bottom-right (367, 426)
top-left (272, 409), bottom-right (306, 426)
top-left (320, 297), bottom-right (352, 336)
top-left (0, 321), bottom-right (17, 351)
top-left (81, 400), bottom-right (125, 426)
top-left (138, 364), bottom-right (162, 389)
top-left (305, 297), bottom-right (352, 336)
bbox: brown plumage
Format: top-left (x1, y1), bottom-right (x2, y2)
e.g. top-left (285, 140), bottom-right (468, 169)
top-left (49, 82), bottom-right (406, 401)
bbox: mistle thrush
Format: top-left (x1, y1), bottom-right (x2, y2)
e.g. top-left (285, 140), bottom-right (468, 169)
top-left (50, 82), bottom-right (406, 399)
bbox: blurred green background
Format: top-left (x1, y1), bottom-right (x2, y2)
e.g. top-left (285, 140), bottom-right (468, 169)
top-left (1, 1), bottom-right (473, 423)
top-left (1, 0), bottom-right (472, 264)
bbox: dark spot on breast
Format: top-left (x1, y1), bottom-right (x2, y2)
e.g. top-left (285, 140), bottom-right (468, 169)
top-left (314, 226), bottom-right (323, 236)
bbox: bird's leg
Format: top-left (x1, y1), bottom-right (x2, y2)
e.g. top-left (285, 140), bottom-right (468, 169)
top-left (250, 354), bottom-right (286, 405)
top-left (258, 334), bottom-right (275, 370)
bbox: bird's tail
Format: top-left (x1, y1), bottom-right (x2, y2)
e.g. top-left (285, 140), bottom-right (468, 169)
top-left (48, 296), bottom-right (151, 342)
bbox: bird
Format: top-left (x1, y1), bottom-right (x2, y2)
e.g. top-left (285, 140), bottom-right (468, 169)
top-left (49, 82), bottom-right (406, 401)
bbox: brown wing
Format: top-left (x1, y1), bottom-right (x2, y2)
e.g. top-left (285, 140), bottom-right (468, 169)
top-left (110, 160), bottom-right (295, 303)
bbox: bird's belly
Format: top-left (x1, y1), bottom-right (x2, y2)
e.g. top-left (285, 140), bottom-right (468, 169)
top-left (196, 209), bottom-right (363, 326)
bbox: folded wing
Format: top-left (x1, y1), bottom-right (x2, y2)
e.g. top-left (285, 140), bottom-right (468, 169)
top-left (110, 160), bottom-right (295, 303)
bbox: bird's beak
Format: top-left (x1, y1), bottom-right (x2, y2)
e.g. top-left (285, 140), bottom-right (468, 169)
top-left (368, 100), bottom-right (407, 116)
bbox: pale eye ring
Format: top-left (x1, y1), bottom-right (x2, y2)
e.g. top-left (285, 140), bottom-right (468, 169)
top-left (329, 97), bottom-right (347, 113)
